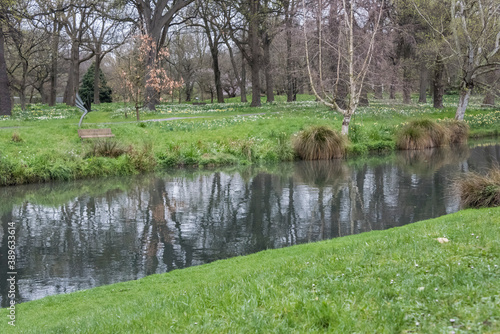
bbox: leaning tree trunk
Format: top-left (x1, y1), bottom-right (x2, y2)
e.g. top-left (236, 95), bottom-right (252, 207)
top-left (0, 25), bottom-right (12, 116)
top-left (456, 82), bottom-right (473, 120)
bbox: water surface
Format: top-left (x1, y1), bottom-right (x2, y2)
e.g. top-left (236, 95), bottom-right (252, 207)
top-left (0, 142), bottom-right (499, 304)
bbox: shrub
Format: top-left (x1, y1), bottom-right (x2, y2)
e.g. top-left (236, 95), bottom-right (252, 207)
top-left (293, 125), bottom-right (347, 160)
top-left (444, 120), bottom-right (470, 143)
top-left (84, 139), bottom-right (126, 158)
top-left (396, 119), bottom-right (449, 150)
top-left (456, 167), bottom-right (500, 208)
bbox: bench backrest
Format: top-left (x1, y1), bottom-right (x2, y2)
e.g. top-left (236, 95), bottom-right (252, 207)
top-left (78, 128), bottom-right (113, 137)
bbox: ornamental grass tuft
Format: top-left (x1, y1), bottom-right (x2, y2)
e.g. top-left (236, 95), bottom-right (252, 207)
top-left (396, 119), bottom-right (449, 150)
top-left (293, 125), bottom-right (347, 160)
top-left (444, 120), bottom-right (470, 143)
top-left (456, 167), bottom-right (500, 208)
top-left (11, 132), bottom-right (22, 142)
top-left (84, 139), bottom-right (127, 158)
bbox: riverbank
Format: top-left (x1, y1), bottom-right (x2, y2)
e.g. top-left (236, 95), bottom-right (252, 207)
top-left (1, 207), bottom-right (499, 332)
top-left (0, 95), bottom-right (499, 186)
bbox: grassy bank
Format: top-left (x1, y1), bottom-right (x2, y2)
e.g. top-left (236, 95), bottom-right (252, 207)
top-left (0, 94), bottom-right (499, 186)
top-left (1, 207), bottom-right (499, 333)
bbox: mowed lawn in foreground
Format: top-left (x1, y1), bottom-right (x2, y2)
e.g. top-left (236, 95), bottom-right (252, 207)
top-left (1, 207), bottom-right (499, 333)
top-left (0, 94), bottom-right (499, 186)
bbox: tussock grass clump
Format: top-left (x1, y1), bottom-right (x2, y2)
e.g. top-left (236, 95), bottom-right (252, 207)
top-left (85, 139), bottom-right (126, 158)
top-left (456, 167), bottom-right (500, 208)
top-left (396, 119), bottom-right (449, 150)
top-left (294, 126), bottom-right (347, 160)
top-left (444, 120), bottom-right (470, 143)
top-left (11, 132), bottom-right (22, 142)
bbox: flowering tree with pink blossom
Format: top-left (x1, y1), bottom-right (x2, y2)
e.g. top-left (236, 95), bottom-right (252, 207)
top-left (120, 34), bottom-right (182, 121)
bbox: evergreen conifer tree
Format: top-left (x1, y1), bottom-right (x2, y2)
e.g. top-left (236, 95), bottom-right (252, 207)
top-left (79, 63), bottom-right (113, 104)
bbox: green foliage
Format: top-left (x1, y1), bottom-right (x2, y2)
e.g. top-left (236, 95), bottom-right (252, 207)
top-left (294, 125), bottom-right (347, 160)
top-left (456, 167), bottom-right (500, 208)
top-left (79, 63), bottom-right (113, 104)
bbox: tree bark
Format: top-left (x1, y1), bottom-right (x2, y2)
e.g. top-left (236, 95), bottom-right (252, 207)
top-left (248, 0), bottom-right (262, 107)
top-left (402, 66), bottom-right (411, 104)
top-left (49, 16), bottom-right (62, 107)
top-left (263, 32), bottom-right (274, 103)
top-left (455, 83), bottom-right (472, 120)
top-left (240, 56), bottom-right (247, 102)
top-left (94, 53), bottom-right (102, 104)
top-left (433, 56), bottom-right (444, 109)
top-left (0, 25), bottom-right (12, 116)
top-left (285, 2), bottom-right (296, 102)
top-left (418, 63), bottom-right (428, 103)
top-left (374, 83), bottom-right (383, 99)
top-left (63, 41), bottom-right (79, 106)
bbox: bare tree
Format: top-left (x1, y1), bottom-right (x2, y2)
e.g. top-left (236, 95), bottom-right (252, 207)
top-left (414, 0), bottom-right (500, 120)
top-left (303, 0), bottom-right (384, 135)
top-left (85, 2), bottom-right (131, 104)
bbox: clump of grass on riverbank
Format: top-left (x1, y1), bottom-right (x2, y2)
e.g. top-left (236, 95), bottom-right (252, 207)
top-left (293, 125), bottom-right (347, 160)
top-left (396, 119), bottom-right (449, 150)
top-left (444, 120), bottom-right (470, 143)
top-left (456, 167), bottom-right (500, 208)
top-left (2, 208), bottom-right (499, 333)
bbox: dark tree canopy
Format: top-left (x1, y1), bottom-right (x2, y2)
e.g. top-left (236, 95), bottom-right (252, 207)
top-left (79, 62), bottom-right (112, 104)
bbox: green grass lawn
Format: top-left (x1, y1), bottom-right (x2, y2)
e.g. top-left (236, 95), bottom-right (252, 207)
top-left (0, 94), bottom-right (499, 186)
top-left (1, 207), bottom-right (499, 333)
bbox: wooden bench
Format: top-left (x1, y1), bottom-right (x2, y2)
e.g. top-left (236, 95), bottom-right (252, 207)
top-left (78, 128), bottom-right (115, 140)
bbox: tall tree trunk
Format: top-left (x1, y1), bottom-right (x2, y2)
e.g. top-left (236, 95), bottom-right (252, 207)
top-left (482, 70), bottom-right (498, 107)
top-left (94, 54), bottom-right (102, 104)
top-left (64, 41), bottom-right (79, 106)
top-left (402, 66), bottom-right (411, 104)
top-left (0, 25), bottom-right (12, 116)
top-left (225, 37), bottom-right (243, 101)
top-left (210, 46), bottom-right (224, 103)
top-left (285, 3), bottom-right (296, 102)
top-left (263, 33), bottom-right (274, 103)
top-left (240, 56), bottom-right (247, 103)
top-left (374, 83), bottom-right (383, 99)
top-left (389, 77), bottom-right (396, 99)
top-left (248, 0), bottom-right (261, 107)
top-left (49, 14), bottom-right (62, 107)
top-left (418, 63), bottom-right (428, 103)
top-left (433, 56), bottom-right (444, 109)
